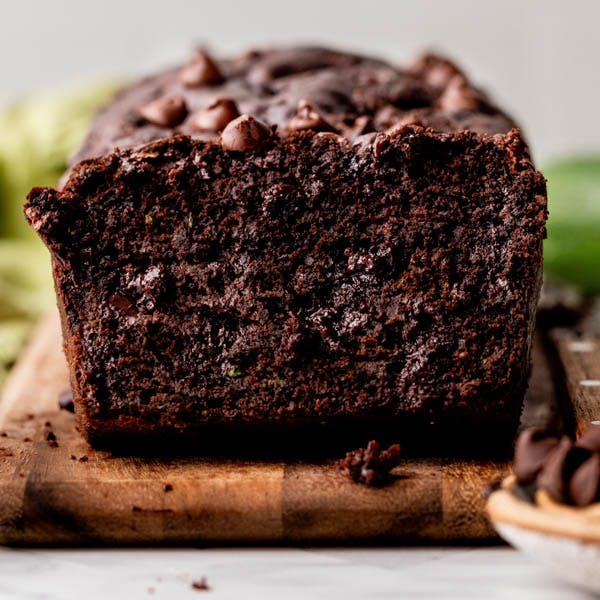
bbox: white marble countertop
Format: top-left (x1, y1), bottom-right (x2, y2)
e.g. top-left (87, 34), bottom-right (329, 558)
top-left (0, 546), bottom-right (596, 599)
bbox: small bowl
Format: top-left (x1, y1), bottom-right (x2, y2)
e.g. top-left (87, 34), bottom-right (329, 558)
top-left (487, 476), bottom-right (600, 593)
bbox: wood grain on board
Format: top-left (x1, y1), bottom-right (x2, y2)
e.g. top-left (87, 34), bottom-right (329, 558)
top-left (550, 331), bottom-right (600, 437)
top-left (0, 310), bottom-right (590, 546)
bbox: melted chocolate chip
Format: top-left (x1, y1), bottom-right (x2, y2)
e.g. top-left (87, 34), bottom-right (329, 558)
top-left (190, 98), bottom-right (240, 132)
top-left (220, 114), bottom-right (272, 152)
top-left (287, 100), bottom-right (337, 133)
top-left (180, 50), bottom-right (223, 87)
top-left (513, 428), bottom-right (560, 484)
top-left (138, 96), bottom-right (188, 128)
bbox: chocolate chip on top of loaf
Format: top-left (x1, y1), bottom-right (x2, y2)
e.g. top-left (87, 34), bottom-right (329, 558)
top-left (72, 46), bottom-right (516, 164)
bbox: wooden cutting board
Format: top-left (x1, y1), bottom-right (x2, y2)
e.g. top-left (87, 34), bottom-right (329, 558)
top-left (0, 311), bottom-right (597, 546)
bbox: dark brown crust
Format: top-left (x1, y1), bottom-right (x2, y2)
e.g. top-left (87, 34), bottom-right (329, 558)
top-left (70, 46), bottom-right (516, 166)
top-left (25, 47), bottom-right (547, 452)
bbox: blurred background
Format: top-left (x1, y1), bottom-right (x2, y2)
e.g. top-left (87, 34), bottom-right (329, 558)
top-left (1, 0), bottom-right (599, 383)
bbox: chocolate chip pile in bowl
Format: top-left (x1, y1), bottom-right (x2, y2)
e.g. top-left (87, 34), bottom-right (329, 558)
top-left (513, 425), bottom-right (600, 507)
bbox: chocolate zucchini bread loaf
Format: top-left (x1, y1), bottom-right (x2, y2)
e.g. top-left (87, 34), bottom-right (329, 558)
top-left (25, 47), bottom-right (547, 450)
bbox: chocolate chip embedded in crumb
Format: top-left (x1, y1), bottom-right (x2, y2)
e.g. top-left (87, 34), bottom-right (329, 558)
top-left (180, 50), bottom-right (224, 87)
top-left (138, 95), bottom-right (188, 128)
top-left (79, 455), bottom-right (89, 463)
top-left (191, 577), bottom-right (210, 592)
top-left (220, 114), bottom-right (272, 152)
top-left (190, 98), bottom-right (240, 132)
top-left (287, 100), bottom-right (337, 134)
top-left (58, 389), bottom-right (74, 413)
top-left (164, 483), bottom-right (173, 492)
top-left (108, 294), bottom-right (137, 317)
top-left (513, 428), bottom-right (560, 484)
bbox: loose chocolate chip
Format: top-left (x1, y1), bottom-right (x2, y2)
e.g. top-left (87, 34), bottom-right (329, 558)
top-left (569, 454), bottom-right (600, 507)
top-left (220, 114), bottom-right (272, 152)
top-left (138, 95), bottom-right (188, 128)
top-left (58, 389), bottom-right (74, 413)
top-left (287, 100), bottom-right (336, 133)
top-left (180, 50), bottom-right (223, 87)
top-left (576, 423), bottom-right (600, 452)
top-left (513, 428), bottom-right (560, 484)
top-left (537, 439), bottom-right (589, 503)
top-left (190, 98), bottom-right (240, 132)
top-left (536, 440), bottom-right (570, 501)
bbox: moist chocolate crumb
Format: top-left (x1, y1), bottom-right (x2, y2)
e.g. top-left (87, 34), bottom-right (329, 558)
top-left (164, 483), bottom-right (173, 492)
top-left (191, 577), bottom-right (210, 592)
top-left (58, 389), bottom-right (75, 413)
top-left (24, 47), bottom-right (546, 450)
top-left (338, 440), bottom-right (402, 486)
